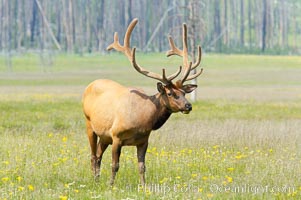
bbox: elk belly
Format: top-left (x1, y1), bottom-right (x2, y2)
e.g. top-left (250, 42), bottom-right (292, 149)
top-left (118, 130), bottom-right (150, 146)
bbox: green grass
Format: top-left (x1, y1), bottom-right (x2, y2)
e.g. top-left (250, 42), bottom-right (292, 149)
top-left (1, 53), bottom-right (301, 88)
top-left (0, 53), bottom-right (301, 199)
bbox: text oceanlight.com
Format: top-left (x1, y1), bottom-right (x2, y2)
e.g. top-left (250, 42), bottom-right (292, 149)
top-left (135, 183), bottom-right (296, 195)
top-left (209, 184), bottom-right (295, 194)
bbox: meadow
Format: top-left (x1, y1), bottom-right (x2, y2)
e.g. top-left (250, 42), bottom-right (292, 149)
top-left (0, 53), bottom-right (300, 199)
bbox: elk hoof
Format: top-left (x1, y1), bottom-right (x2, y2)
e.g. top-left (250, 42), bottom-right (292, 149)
top-left (94, 174), bottom-right (100, 182)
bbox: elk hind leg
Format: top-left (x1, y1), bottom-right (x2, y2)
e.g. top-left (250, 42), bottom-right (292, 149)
top-left (95, 141), bottom-right (108, 179)
top-left (86, 120), bottom-right (98, 176)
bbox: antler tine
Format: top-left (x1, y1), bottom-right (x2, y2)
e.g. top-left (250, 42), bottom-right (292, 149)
top-left (180, 23), bottom-right (192, 84)
top-left (106, 32), bottom-right (123, 51)
top-left (169, 23), bottom-right (190, 85)
top-left (166, 66), bottom-right (182, 82)
top-left (191, 46), bottom-right (202, 70)
top-left (107, 18), bottom-right (184, 85)
top-left (182, 62), bottom-right (192, 83)
top-left (185, 68), bottom-right (203, 81)
top-left (166, 24), bottom-right (191, 84)
top-left (166, 36), bottom-right (183, 57)
top-left (131, 48), bottom-right (182, 84)
top-left (182, 24), bottom-right (188, 55)
top-left (107, 18), bottom-right (138, 59)
top-left (166, 23), bottom-right (203, 85)
top-left (123, 18), bottom-right (138, 57)
top-left (131, 48), bottom-right (170, 85)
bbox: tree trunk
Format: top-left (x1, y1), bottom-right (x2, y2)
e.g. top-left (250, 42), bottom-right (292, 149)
top-left (240, 0), bottom-right (244, 47)
top-left (56, 6), bottom-right (61, 43)
top-left (248, 0), bottom-right (252, 48)
top-left (69, 0), bottom-right (76, 51)
top-left (98, 0), bottom-right (105, 51)
top-left (35, 0), bottom-right (61, 50)
top-left (262, 0), bottom-right (267, 52)
top-left (30, 0), bottom-right (38, 47)
top-left (0, 0), bottom-right (3, 49)
top-left (5, 0), bottom-right (13, 71)
top-left (214, 0), bottom-right (221, 52)
top-left (230, 0), bottom-right (238, 47)
top-left (223, 0), bottom-right (228, 46)
top-left (293, 9), bottom-right (297, 51)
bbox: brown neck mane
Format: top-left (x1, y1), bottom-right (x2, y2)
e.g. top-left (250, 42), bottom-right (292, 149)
top-left (150, 94), bottom-right (172, 130)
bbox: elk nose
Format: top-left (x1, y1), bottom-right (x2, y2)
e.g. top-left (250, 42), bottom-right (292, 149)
top-left (185, 103), bottom-right (192, 111)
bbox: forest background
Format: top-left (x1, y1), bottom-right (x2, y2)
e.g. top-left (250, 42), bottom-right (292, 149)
top-left (1, 0), bottom-right (300, 58)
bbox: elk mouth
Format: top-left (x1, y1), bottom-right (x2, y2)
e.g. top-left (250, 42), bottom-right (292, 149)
top-left (181, 110), bottom-right (191, 114)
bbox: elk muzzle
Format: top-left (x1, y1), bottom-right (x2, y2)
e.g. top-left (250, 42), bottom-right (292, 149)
top-left (181, 102), bottom-right (192, 114)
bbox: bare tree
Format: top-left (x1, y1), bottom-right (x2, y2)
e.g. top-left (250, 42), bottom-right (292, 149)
top-left (262, 0), bottom-right (267, 52)
top-left (0, 0), bottom-right (4, 50)
top-left (214, 0), bottom-right (221, 51)
top-left (223, 0), bottom-right (229, 45)
top-left (35, 0), bottom-right (61, 50)
top-left (30, 0), bottom-right (38, 47)
top-left (248, 0), bottom-right (252, 48)
top-left (240, 0), bottom-right (244, 46)
top-left (0, 0), bottom-right (301, 55)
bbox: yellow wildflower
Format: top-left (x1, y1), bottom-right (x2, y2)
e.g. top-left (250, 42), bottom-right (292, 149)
top-left (62, 136), bottom-right (67, 142)
top-left (3, 161), bottom-right (9, 165)
top-left (207, 193), bottom-right (214, 198)
top-left (226, 176), bottom-right (233, 183)
top-left (227, 167), bottom-right (234, 172)
top-left (159, 177), bottom-right (168, 184)
top-left (59, 195), bottom-right (68, 200)
top-left (2, 177), bottom-right (9, 182)
top-left (28, 185), bottom-right (34, 191)
top-left (16, 176), bottom-right (22, 182)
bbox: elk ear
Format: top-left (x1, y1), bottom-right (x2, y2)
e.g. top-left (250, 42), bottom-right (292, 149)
top-left (182, 84), bottom-right (197, 93)
top-left (157, 82), bottom-right (165, 94)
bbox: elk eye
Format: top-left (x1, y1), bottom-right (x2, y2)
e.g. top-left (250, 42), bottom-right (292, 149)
top-left (167, 92), bottom-right (172, 97)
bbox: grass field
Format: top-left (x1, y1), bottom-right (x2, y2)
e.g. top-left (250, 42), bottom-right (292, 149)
top-left (0, 53), bottom-right (301, 199)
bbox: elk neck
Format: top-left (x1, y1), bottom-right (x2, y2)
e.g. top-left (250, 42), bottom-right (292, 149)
top-left (149, 93), bottom-right (172, 131)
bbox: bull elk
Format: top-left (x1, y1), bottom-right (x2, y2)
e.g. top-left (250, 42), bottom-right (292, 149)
top-left (82, 18), bottom-right (203, 185)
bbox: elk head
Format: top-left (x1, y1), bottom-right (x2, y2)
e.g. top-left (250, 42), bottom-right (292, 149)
top-left (107, 18), bottom-right (203, 114)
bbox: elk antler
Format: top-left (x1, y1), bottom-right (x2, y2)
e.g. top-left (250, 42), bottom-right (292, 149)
top-left (167, 24), bottom-right (203, 85)
top-left (107, 18), bottom-right (182, 85)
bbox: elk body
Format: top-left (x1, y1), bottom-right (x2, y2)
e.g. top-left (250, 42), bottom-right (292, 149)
top-left (82, 18), bottom-right (203, 185)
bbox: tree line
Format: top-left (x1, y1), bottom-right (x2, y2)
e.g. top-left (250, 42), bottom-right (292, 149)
top-left (0, 0), bottom-right (300, 55)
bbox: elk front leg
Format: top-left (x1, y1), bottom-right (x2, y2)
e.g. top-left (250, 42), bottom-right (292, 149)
top-left (95, 141), bottom-right (108, 180)
top-left (110, 140), bottom-right (122, 186)
top-left (137, 142), bottom-right (148, 185)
